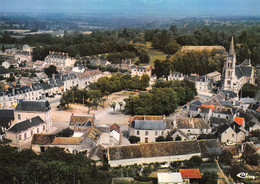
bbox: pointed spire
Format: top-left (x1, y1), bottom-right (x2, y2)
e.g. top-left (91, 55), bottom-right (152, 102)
top-left (229, 36), bottom-right (235, 55)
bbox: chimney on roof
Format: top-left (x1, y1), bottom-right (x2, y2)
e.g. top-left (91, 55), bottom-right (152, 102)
top-left (49, 50), bottom-right (51, 54)
top-left (66, 53), bottom-right (68, 58)
top-left (62, 52), bottom-right (64, 56)
top-left (58, 52), bottom-right (60, 55)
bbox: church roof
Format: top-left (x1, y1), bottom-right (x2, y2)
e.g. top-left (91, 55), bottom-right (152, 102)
top-left (235, 65), bottom-right (253, 79)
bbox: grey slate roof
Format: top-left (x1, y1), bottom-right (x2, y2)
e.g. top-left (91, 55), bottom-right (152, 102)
top-left (8, 116), bottom-right (44, 133)
top-left (0, 66), bottom-right (10, 74)
top-left (235, 66), bottom-right (253, 79)
top-left (132, 120), bottom-right (166, 130)
top-left (15, 100), bottom-right (51, 112)
top-left (209, 117), bottom-right (229, 128)
top-left (0, 110), bottom-right (14, 134)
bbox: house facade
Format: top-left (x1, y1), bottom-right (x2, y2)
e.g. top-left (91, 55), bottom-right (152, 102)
top-left (128, 115), bottom-right (168, 143)
top-left (14, 100), bottom-right (52, 131)
top-left (6, 116), bottom-right (46, 146)
top-left (44, 51), bottom-right (76, 68)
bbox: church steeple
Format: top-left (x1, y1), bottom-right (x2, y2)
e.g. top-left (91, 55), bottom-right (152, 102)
top-left (229, 36), bottom-right (235, 55)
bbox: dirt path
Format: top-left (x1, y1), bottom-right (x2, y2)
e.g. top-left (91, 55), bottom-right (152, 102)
top-left (51, 91), bottom-right (140, 126)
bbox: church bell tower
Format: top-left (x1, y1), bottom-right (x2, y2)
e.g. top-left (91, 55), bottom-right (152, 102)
top-left (222, 37), bottom-right (236, 91)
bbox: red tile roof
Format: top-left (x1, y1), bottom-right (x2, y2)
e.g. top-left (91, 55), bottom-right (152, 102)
top-left (179, 169), bottom-right (202, 179)
top-left (201, 104), bottom-right (215, 111)
top-left (110, 123), bottom-right (120, 133)
top-left (234, 117), bottom-right (244, 126)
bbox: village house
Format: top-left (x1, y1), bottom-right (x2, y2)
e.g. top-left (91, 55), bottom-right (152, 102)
top-left (179, 169), bottom-right (202, 184)
top-left (72, 66), bottom-right (86, 73)
top-left (107, 139), bottom-right (220, 167)
top-left (128, 115), bottom-right (168, 143)
top-left (88, 145), bottom-right (106, 165)
top-left (174, 118), bottom-right (212, 140)
top-left (15, 51), bottom-right (32, 63)
top-left (33, 60), bottom-right (47, 70)
top-left (167, 71), bottom-right (185, 81)
top-left (6, 116), bottom-right (46, 147)
top-left (215, 122), bottom-right (248, 143)
top-left (168, 128), bottom-right (189, 141)
top-left (188, 74), bottom-right (210, 92)
top-left (14, 100), bottom-right (52, 131)
top-left (131, 65), bottom-right (153, 77)
top-left (44, 51), bottom-right (76, 68)
top-left (31, 134), bottom-right (90, 154)
top-left (0, 84), bottom-right (43, 109)
top-left (206, 71), bottom-right (222, 83)
top-left (69, 114), bottom-right (95, 131)
top-left (157, 172), bottom-right (183, 184)
top-left (211, 106), bottom-right (235, 121)
top-left (2, 59), bottom-right (19, 69)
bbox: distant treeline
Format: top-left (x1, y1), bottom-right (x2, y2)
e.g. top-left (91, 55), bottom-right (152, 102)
top-left (1, 25), bottom-right (260, 73)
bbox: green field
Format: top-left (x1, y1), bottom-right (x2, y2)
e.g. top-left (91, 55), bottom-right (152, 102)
top-left (134, 42), bottom-right (169, 66)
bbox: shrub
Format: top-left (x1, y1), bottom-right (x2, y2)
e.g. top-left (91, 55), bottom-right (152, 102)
top-left (129, 136), bottom-right (140, 144)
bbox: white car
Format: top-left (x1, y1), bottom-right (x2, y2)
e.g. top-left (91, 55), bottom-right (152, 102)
top-left (226, 142), bottom-right (236, 146)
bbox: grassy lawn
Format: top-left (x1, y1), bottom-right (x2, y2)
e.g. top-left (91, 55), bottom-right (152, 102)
top-left (134, 42), bottom-right (169, 66)
top-left (146, 42), bottom-right (168, 65)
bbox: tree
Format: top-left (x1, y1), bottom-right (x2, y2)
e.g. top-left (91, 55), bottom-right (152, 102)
top-left (142, 165), bottom-right (152, 177)
top-left (165, 136), bottom-right (173, 141)
top-left (201, 172), bottom-right (218, 184)
top-left (138, 52), bottom-right (150, 64)
top-left (239, 83), bottom-right (258, 98)
top-left (140, 74), bottom-right (150, 90)
top-left (185, 156), bottom-right (202, 167)
top-left (197, 134), bottom-right (216, 140)
top-left (247, 154), bottom-right (260, 166)
top-left (175, 135), bottom-right (182, 141)
top-left (155, 136), bottom-right (165, 142)
top-left (118, 101), bottom-right (123, 111)
top-left (44, 65), bottom-right (58, 78)
top-left (56, 128), bottom-right (74, 137)
top-left (219, 150), bottom-right (232, 165)
top-left (110, 102), bottom-right (116, 113)
top-left (128, 136), bottom-right (140, 144)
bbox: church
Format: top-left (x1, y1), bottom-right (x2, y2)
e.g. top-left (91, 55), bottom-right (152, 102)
top-left (222, 37), bottom-right (255, 94)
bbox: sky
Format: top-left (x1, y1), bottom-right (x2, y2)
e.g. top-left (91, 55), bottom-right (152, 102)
top-left (1, 0), bottom-right (260, 17)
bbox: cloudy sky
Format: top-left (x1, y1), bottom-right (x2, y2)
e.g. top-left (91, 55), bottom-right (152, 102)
top-left (1, 0), bottom-right (260, 16)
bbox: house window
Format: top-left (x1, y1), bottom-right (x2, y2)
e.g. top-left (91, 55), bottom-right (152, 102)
top-left (218, 115), bottom-right (220, 117)
top-left (24, 133), bottom-right (27, 139)
top-left (31, 130), bottom-right (33, 136)
top-left (155, 131), bottom-right (158, 136)
top-left (37, 128), bottom-right (39, 133)
top-left (232, 134), bottom-right (234, 137)
top-left (40, 147), bottom-right (45, 152)
top-left (188, 130), bottom-right (190, 132)
top-left (18, 114), bottom-right (21, 120)
top-left (226, 116), bottom-right (228, 119)
top-left (19, 135), bottom-right (22, 141)
top-left (161, 131), bottom-right (164, 136)
top-left (145, 131), bottom-right (148, 136)
top-left (43, 125), bottom-right (45, 131)
top-left (137, 131), bottom-right (140, 135)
